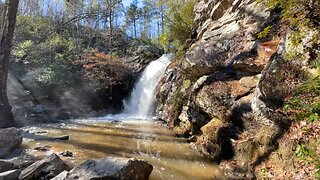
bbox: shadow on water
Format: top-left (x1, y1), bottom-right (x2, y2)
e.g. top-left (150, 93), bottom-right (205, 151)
top-left (67, 121), bottom-right (177, 138)
top-left (21, 120), bottom-right (220, 180)
top-left (22, 121), bottom-right (209, 161)
top-left (24, 124), bottom-right (187, 144)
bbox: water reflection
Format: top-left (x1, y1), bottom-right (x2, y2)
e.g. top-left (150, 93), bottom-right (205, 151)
top-left (21, 120), bottom-right (220, 180)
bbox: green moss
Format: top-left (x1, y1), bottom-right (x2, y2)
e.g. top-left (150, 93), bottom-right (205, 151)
top-left (289, 30), bottom-right (305, 47)
top-left (170, 91), bottom-right (184, 105)
top-left (257, 25), bottom-right (272, 39)
top-left (181, 79), bottom-right (191, 91)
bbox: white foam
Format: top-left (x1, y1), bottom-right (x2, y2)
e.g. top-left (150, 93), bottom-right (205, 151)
top-left (101, 53), bottom-right (174, 121)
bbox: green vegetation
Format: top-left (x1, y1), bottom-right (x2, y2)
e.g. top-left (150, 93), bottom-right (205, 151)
top-left (257, 0), bottom-right (320, 123)
top-left (158, 0), bottom-right (196, 50)
top-left (256, 1), bottom-right (320, 178)
top-left (0, 0), bottom-right (199, 120)
top-left (257, 25), bottom-right (272, 39)
top-left (14, 16), bottom-right (85, 87)
top-left (257, 0), bottom-right (319, 26)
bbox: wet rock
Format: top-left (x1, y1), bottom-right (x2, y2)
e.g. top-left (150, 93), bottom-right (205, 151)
top-left (60, 151), bottom-right (73, 157)
top-left (0, 161), bottom-right (15, 173)
top-left (0, 128), bottom-right (22, 158)
top-left (19, 153), bottom-right (69, 180)
top-left (64, 157), bottom-right (153, 180)
top-left (0, 170), bottom-right (21, 180)
top-left (111, 120), bottom-right (122, 124)
top-left (35, 131), bottom-right (47, 135)
top-left (35, 135), bottom-right (70, 141)
top-left (32, 105), bottom-right (46, 113)
top-left (6, 156), bottom-right (35, 170)
top-left (51, 170), bottom-right (68, 180)
top-left (34, 145), bottom-right (51, 152)
top-left (53, 135), bottom-right (69, 141)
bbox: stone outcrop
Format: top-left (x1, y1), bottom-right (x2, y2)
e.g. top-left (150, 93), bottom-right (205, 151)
top-left (156, 0), bottom-right (317, 178)
top-left (0, 170), bottom-right (21, 180)
top-left (126, 45), bottom-right (163, 72)
top-left (51, 171), bottom-right (68, 180)
top-left (9, 153), bottom-right (153, 180)
top-left (0, 161), bottom-right (15, 173)
top-left (62, 157), bottom-right (153, 180)
top-left (0, 128), bottom-right (22, 158)
top-left (19, 154), bottom-right (69, 180)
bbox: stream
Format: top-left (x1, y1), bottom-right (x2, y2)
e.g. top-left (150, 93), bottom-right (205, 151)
top-left (19, 54), bottom-right (220, 179)
top-left (21, 120), bottom-right (220, 180)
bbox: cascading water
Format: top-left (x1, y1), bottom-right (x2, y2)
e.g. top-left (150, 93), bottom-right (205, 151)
top-left (105, 53), bottom-right (173, 120)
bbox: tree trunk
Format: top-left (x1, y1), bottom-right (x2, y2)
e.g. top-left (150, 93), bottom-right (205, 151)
top-left (0, 0), bottom-right (19, 128)
top-left (161, 6), bottom-right (164, 34)
top-left (157, 21), bottom-right (160, 42)
top-left (133, 18), bottom-right (137, 38)
top-left (109, 9), bottom-right (113, 37)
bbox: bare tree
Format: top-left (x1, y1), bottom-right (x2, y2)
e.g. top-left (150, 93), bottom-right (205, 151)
top-left (0, 0), bottom-right (19, 128)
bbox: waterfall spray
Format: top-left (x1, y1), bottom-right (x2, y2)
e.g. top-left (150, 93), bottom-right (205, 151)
top-left (105, 53), bottom-right (173, 120)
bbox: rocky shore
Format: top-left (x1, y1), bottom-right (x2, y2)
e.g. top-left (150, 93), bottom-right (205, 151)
top-left (0, 127), bottom-right (153, 180)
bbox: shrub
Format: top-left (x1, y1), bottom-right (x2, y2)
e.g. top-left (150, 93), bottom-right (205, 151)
top-left (74, 50), bottom-right (133, 89)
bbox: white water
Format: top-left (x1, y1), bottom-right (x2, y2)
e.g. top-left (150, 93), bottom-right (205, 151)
top-left (104, 53), bottom-right (173, 120)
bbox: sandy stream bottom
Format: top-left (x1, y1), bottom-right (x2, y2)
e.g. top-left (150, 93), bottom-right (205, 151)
top-left (21, 119), bottom-right (220, 180)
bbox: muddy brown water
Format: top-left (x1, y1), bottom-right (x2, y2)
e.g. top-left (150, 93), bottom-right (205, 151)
top-left (21, 120), bottom-right (220, 179)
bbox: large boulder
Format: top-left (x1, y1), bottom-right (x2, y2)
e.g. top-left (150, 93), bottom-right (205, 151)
top-left (156, 0), bottom-right (271, 130)
top-left (0, 170), bottom-right (21, 180)
top-left (195, 74), bottom-right (252, 120)
top-left (51, 171), bottom-right (68, 180)
top-left (0, 161), bottom-right (15, 173)
top-left (0, 128), bottom-right (22, 158)
top-left (126, 44), bottom-right (162, 72)
top-left (182, 0), bottom-right (270, 80)
top-left (19, 154), bottom-right (69, 180)
top-left (63, 157), bottom-right (153, 180)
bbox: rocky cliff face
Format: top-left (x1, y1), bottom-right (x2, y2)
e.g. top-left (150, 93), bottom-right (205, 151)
top-left (156, 0), bottom-right (319, 178)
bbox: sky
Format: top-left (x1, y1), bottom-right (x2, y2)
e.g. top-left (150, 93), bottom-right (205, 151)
top-left (123, 0), bottom-right (131, 6)
top-left (122, 0), bottom-right (142, 7)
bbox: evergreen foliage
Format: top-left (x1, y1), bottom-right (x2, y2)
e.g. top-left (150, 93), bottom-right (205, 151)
top-left (158, 0), bottom-right (196, 50)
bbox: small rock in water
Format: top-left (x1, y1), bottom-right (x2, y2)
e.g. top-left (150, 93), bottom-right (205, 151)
top-left (54, 135), bottom-right (70, 141)
top-left (35, 131), bottom-right (47, 135)
top-left (34, 145), bottom-right (51, 151)
top-left (60, 151), bottom-right (73, 157)
top-left (111, 120), bottom-right (122, 124)
top-left (43, 135), bottom-right (70, 141)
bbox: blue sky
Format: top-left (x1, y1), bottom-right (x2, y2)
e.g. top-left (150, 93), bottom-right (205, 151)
top-left (122, 0), bottom-right (142, 7)
top-left (123, 0), bottom-right (132, 6)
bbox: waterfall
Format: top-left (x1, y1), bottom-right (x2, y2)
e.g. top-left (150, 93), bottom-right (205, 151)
top-left (105, 53), bottom-right (173, 120)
